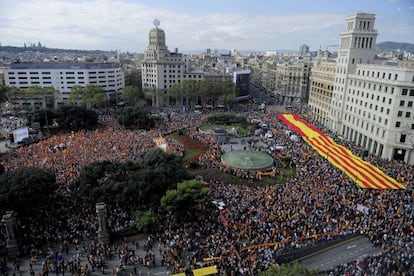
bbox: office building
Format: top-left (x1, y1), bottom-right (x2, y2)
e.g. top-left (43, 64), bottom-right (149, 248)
top-left (299, 44), bottom-right (309, 57)
top-left (308, 58), bottom-right (336, 127)
top-left (4, 62), bottom-right (124, 107)
top-left (141, 20), bottom-right (185, 107)
top-left (324, 12), bottom-right (414, 164)
top-left (274, 59), bottom-right (312, 104)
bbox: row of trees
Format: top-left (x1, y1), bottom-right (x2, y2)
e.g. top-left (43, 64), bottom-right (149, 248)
top-left (26, 105), bottom-right (99, 132)
top-left (0, 148), bottom-right (208, 227)
top-left (2, 79), bottom-right (238, 112)
top-left (157, 79), bottom-right (237, 108)
top-left (0, 84), bottom-right (146, 110)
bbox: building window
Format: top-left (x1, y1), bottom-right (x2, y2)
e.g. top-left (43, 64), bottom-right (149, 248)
top-left (395, 121), bottom-right (401, 127)
top-left (400, 100), bottom-right (405, 106)
top-left (406, 112), bottom-right (411, 118)
top-left (410, 89), bottom-right (414, 96)
top-left (397, 111), bottom-right (403, 117)
top-left (402, 89), bottom-right (408, 95)
top-left (400, 134), bottom-right (406, 143)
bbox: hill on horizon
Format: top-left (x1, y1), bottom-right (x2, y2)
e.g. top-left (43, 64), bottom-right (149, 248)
top-left (1, 41), bottom-right (413, 55)
top-left (376, 41), bottom-right (414, 53)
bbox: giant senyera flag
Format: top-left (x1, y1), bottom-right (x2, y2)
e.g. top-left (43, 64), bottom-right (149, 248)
top-left (278, 113), bottom-right (406, 190)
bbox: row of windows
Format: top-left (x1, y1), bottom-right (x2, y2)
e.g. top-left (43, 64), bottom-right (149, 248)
top-left (345, 104), bottom-right (391, 118)
top-left (348, 90), bottom-right (392, 105)
top-left (353, 36), bottom-right (373, 49)
top-left (9, 71), bottom-right (120, 76)
top-left (397, 111), bottom-right (412, 118)
top-left (349, 80), bottom-right (396, 94)
top-left (402, 89), bottom-right (414, 96)
top-left (8, 72), bottom-right (47, 75)
top-left (399, 100), bottom-right (413, 107)
top-left (357, 70), bottom-right (398, 80)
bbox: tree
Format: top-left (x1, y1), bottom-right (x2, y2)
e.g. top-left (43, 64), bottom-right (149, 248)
top-left (161, 179), bottom-right (209, 220)
top-left (120, 85), bottom-right (145, 106)
top-left (134, 211), bottom-right (157, 234)
top-left (259, 262), bottom-right (318, 276)
top-left (0, 83), bottom-right (8, 103)
top-left (26, 108), bottom-right (55, 130)
top-left (117, 107), bottom-right (157, 129)
top-left (54, 105), bottom-right (99, 131)
top-left (133, 148), bottom-right (190, 203)
top-left (72, 160), bottom-right (128, 204)
top-left (72, 149), bottom-right (189, 207)
top-left (67, 85), bottom-right (109, 108)
top-left (6, 86), bottom-right (55, 110)
top-left (0, 167), bottom-right (56, 212)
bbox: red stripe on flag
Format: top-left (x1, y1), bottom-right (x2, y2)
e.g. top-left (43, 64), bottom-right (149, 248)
top-left (278, 113), bottom-right (405, 189)
top-left (306, 137), bottom-right (380, 189)
top-left (312, 136), bottom-right (400, 189)
top-left (309, 138), bottom-right (384, 189)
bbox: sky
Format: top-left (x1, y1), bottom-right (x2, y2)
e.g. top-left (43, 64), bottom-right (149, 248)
top-left (0, 0), bottom-right (413, 53)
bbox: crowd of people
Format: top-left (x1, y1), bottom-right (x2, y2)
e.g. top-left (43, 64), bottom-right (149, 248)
top-left (0, 114), bottom-right (196, 186)
top-left (155, 108), bottom-right (413, 275)
top-left (0, 106), bottom-right (412, 275)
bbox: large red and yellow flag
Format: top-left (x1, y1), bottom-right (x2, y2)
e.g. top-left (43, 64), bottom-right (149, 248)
top-left (278, 113), bottom-right (405, 190)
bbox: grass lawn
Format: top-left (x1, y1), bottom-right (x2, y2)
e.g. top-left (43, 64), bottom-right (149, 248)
top-left (167, 131), bottom-right (207, 166)
top-left (168, 130), bottom-right (296, 185)
top-left (183, 148), bottom-right (202, 163)
top-left (199, 123), bottom-right (255, 136)
top-left (190, 167), bottom-right (295, 186)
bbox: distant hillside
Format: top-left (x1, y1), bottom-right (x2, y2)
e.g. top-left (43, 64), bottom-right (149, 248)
top-left (181, 49), bottom-right (297, 55)
top-left (0, 45), bottom-right (115, 54)
top-left (376, 41), bottom-right (414, 53)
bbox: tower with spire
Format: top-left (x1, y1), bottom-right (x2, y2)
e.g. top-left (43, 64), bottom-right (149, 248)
top-left (328, 13), bottom-right (378, 133)
top-left (141, 19), bottom-right (184, 107)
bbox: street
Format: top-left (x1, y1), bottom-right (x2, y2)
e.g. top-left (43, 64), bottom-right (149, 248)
top-left (300, 236), bottom-right (382, 271)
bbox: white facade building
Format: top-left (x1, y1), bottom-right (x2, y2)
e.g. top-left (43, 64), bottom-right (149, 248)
top-left (342, 63), bottom-right (414, 164)
top-left (308, 58), bottom-right (336, 127)
top-left (141, 20), bottom-right (185, 107)
top-left (4, 62), bottom-right (124, 106)
top-left (326, 13), bottom-right (414, 164)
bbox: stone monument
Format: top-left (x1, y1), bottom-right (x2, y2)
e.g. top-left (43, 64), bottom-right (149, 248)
top-left (96, 202), bottom-right (110, 244)
top-left (1, 211), bottom-right (19, 258)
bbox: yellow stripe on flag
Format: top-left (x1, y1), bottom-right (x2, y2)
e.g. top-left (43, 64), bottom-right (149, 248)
top-left (278, 114), bottom-right (405, 190)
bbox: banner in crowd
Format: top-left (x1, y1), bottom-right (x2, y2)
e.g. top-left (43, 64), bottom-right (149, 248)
top-left (12, 127), bottom-right (29, 143)
top-left (356, 203), bottom-right (371, 215)
top-left (277, 113), bottom-right (405, 190)
top-left (153, 135), bottom-right (167, 152)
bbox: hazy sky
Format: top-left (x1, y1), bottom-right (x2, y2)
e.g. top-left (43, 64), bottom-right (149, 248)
top-left (0, 0), bottom-right (413, 52)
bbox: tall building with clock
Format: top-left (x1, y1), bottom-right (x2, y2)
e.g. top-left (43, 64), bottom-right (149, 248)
top-left (141, 19), bottom-right (185, 107)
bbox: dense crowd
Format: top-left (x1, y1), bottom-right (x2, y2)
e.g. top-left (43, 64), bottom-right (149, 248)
top-left (0, 107), bottom-right (412, 275)
top-left (156, 109), bottom-right (413, 275)
top-left (1, 115), bottom-right (198, 186)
